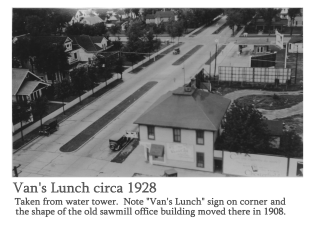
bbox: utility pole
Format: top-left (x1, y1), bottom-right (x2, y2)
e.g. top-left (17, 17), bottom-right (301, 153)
top-left (284, 42), bottom-right (288, 68)
top-left (13, 164), bottom-right (22, 177)
top-left (295, 45), bottom-right (299, 84)
top-left (214, 39), bottom-right (218, 77)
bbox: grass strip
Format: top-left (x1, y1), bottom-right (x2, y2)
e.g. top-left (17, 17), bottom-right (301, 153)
top-left (172, 45), bottom-right (203, 65)
top-left (60, 81), bottom-right (157, 152)
top-left (212, 22), bottom-right (228, 34)
top-left (13, 79), bottom-right (123, 151)
top-left (205, 45), bottom-right (227, 65)
top-left (129, 42), bottom-right (184, 74)
top-left (111, 139), bottom-right (139, 163)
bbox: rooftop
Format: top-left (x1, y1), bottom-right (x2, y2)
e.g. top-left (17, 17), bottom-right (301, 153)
top-left (288, 36), bottom-right (303, 44)
top-left (134, 87), bottom-right (231, 131)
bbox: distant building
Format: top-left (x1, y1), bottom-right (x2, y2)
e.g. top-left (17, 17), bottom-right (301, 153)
top-left (146, 11), bottom-right (176, 25)
top-left (280, 8), bottom-right (303, 27)
top-left (134, 86), bottom-right (231, 172)
top-left (288, 37), bottom-right (303, 53)
top-left (69, 9), bottom-right (104, 25)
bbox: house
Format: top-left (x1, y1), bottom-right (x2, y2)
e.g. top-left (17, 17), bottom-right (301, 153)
top-left (81, 16), bottom-right (104, 25)
top-left (146, 11), bottom-right (176, 25)
top-left (265, 120), bottom-right (283, 149)
top-left (288, 37), bottom-right (303, 53)
top-left (254, 17), bottom-right (288, 32)
top-left (69, 9), bottom-right (101, 25)
top-left (280, 8), bottom-right (303, 27)
top-left (134, 86), bottom-right (231, 172)
top-left (12, 69), bottom-right (50, 102)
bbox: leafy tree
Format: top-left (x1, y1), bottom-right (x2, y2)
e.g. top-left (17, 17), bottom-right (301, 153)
top-left (35, 42), bottom-right (70, 84)
top-left (32, 96), bottom-right (49, 128)
top-left (131, 8), bottom-right (140, 18)
top-left (93, 54), bottom-right (117, 85)
top-left (25, 15), bottom-right (46, 36)
top-left (12, 37), bottom-right (31, 66)
top-left (70, 67), bottom-right (91, 103)
top-left (225, 9), bottom-right (242, 35)
top-left (279, 130), bottom-right (303, 158)
top-left (110, 24), bottom-right (121, 40)
top-left (258, 8), bottom-right (282, 35)
top-left (288, 8), bottom-right (301, 36)
top-left (86, 64), bottom-right (99, 95)
top-left (216, 103), bottom-right (273, 154)
top-left (54, 79), bottom-right (72, 114)
top-left (12, 100), bottom-right (33, 142)
top-left (114, 56), bottom-right (124, 79)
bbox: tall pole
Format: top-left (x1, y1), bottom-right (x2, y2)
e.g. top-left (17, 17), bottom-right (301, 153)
top-left (295, 45), bottom-right (298, 84)
top-left (284, 42), bottom-right (288, 68)
top-left (183, 61), bottom-right (185, 86)
top-left (209, 52), bottom-right (212, 77)
top-left (214, 43), bottom-right (218, 77)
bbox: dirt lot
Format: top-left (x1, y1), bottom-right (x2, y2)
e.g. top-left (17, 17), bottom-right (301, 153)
top-left (235, 94), bottom-right (303, 110)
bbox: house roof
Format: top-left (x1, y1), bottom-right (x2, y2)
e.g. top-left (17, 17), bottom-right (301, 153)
top-left (12, 69), bottom-right (29, 95)
top-left (90, 36), bottom-right (106, 43)
top-left (81, 16), bottom-right (104, 25)
top-left (288, 36), bottom-right (303, 44)
top-left (155, 11), bottom-right (175, 18)
top-left (69, 35), bottom-right (98, 52)
top-left (146, 14), bottom-right (155, 19)
top-left (12, 69), bottom-right (48, 96)
top-left (16, 81), bottom-right (47, 96)
top-left (134, 87), bottom-right (231, 131)
top-left (108, 15), bottom-right (118, 21)
top-left (265, 120), bottom-right (283, 136)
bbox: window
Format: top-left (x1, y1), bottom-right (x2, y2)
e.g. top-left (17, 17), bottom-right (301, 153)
top-left (196, 152), bottom-right (204, 168)
top-left (196, 130), bottom-right (204, 145)
top-left (148, 126), bottom-right (155, 140)
top-left (74, 53), bottom-right (77, 59)
top-left (173, 128), bottom-right (181, 142)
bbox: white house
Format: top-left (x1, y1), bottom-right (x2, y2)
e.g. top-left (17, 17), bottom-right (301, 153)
top-left (280, 8), bottom-right (303, 27)
top-left (134, 86), bottom-right (231, 172)
top-left (145, 11), bottom-right (176, 25)
top-left (69, 9), bottom-right (101, 25)
top-left (288, 36), bottom-right (303, 53)
top-left (12, 69), bottom-right (50, 102)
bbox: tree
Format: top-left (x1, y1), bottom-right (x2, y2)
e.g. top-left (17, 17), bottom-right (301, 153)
top-left (216, 103), bottom-right (273, 154)
top-left (258, 8), bottom-right (281, 35)
top-left (93, 54), bottom-right (117, 85)
top-left (32, 96), bottom-right (49, 128)
top-left (12, 37), bottom-right (31, 67)
top-left (114, 56), bottom-right (124, 79)
top-left (131, 8), bottom-right (140, 18)
top-left (54, 79), bottom-right (72, 114)
top-left (35, 42), bottom-right (70, 84)
top-left (225, 9), bottom-right (243, 35)
top-left (288, 8), bottom-right (301, 36)
top-left (12, 100), bottom-right (33, 142)
top-left (25, 15), bottom-right (45, 36)
top-left (110, 24), bottom-right (121, 40)
top-left (70, 67), bottom-right (91, 103)
top-left (279, 130), bottom-right (303, 158)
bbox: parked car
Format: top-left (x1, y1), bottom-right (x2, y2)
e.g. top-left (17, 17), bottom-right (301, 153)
top-left (109, 133), bottom-right (130, 151)
top-left (39, 118), bottom-right (59, 136)
top-left (173, 48), bottom-right (180, 55)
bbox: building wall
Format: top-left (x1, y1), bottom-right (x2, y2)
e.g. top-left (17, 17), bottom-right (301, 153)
top-left (288, 43), bottom-right (303, 53)
top-left (139, 125), bottom-right (215, 172)
top-left (77, 48), bottom-right (95, 62)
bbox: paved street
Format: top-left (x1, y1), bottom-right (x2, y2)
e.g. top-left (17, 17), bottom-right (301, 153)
top-left (12, 16), bottom-right (245, 177)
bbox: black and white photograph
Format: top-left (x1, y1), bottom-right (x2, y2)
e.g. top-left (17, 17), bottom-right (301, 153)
top-left (11, 6), bottom-right (303, 178)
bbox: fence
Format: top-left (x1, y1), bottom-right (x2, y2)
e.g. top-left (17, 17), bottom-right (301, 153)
top-left (218, 66), bottom-right (292, 84)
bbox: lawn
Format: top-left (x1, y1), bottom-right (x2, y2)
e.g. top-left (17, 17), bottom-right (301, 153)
top-left (234, 94), bottom-right (303, 110)
top-left (273, 114), bottom-right (303, 138)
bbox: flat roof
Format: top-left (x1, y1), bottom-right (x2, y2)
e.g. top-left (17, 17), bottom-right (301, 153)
top-left (235, 38), bottom-right (272, 45)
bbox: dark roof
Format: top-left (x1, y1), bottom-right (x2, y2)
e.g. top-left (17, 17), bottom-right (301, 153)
top-left (155, 11), bottom-right (175, 18)
top-left (265, 120), bottom-right (283, 136)
top-left (146, 14), bottom-right (155, 19)
top-left (90, 36), bottom-right (105, 43)
top-left (134, 87), bottom-right (231, 131)
top-left (288, 36), bottom-right (303, 44)
top-left (69, 35), bottom-right (98, 52)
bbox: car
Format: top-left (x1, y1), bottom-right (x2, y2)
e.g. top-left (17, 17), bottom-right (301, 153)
top-left (173, 48), bottom-right (180, 55)
top-left (39, 118), bottom-right (59, 136)
top-left (109, 133), bottom-right (130, 151)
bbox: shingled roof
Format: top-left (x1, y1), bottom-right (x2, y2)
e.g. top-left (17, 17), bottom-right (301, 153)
top-left (134, 87), bottom-right (231, 131)
top-left (69, 35), bottom-right (99, 52)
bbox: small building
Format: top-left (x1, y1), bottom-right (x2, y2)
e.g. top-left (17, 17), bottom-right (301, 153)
top-left (254, 17), bottom-right (288, 32)
top-left (81, 16), bottom-right (104, 25)
top-left (265, 120), bottom-right (283, 149)
top-left (134, 86), bottom-right (231, 172)
top-left (288, 37), bottom-right (303, 53)
top-left (69, 9), bottom-right (100, 25)
top-left (280, 8), bottom-right (303, 27)
top-left (12, 69), bottom-right (50, 102)
top-left (145, 11), bottom-right (176, 25)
